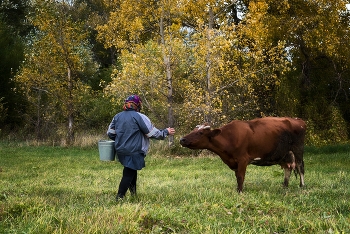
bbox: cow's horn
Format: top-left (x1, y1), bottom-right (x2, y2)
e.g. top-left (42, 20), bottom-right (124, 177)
top-left (196, 125), bottom-right (210, 130)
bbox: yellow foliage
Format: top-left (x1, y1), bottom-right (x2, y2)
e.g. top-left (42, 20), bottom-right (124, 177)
top-left (15, 0), bottom-right (97, 143)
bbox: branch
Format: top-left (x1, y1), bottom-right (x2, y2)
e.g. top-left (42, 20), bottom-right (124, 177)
top-left (214, 67), bottom-right (269, 94)
top-left (31, 87), bottom-right (50, 93)
top-left (213, 2), bottom-right (237, 21)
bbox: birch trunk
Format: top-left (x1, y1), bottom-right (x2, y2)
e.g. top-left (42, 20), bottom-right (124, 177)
top-left (160, 7), bottom-right (174, 146)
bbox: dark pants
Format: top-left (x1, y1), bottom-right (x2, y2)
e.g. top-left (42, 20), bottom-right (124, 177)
top-left (117, 167), bottom-right (137, 199)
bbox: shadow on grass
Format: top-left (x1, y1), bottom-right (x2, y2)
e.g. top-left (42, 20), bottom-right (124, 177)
top-left (305, 144), bottom-right (350, 155)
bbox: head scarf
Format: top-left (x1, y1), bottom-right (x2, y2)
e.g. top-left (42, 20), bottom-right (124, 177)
top-left (123, 95), bottom-right (142, 112)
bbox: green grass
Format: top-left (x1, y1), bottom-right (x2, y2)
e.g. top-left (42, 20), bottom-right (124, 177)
top-left (0, 142), bottom-right (349, 233)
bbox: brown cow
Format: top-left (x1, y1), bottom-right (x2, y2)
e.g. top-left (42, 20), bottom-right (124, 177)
top-left (179, 117), bottom-right (306, 192)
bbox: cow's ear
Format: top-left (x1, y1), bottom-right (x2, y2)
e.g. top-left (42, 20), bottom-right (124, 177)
top-left (209, 129), bottom-right (221, 137)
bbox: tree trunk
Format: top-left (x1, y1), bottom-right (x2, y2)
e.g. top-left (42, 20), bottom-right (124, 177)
top-left (67, 67), bottom-right (74, 145)
top-left (205, 6), bottom-right (214, 124)
top-left (35, 88), bottom-right (41, 140)
top-left (160, 7), bottom-right (174, 147)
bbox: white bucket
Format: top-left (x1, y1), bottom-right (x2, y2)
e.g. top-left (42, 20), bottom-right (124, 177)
top-left (98, 140), bottom-right (116, 161)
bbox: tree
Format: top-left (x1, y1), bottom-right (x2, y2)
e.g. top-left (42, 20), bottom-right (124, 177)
top-left (97, 0), bottom-right (188, 145)
top-left (15, 0), bottom-right (97, 144)
top-left (178, 0), bottom-right (289, 126)
top-left (0, 0), bottom-right (31, 130)
top-left (73, 0), bottom-right (117, 91)
top-left (98, 0), bottom-right (290, 130)
top-left (260, 0), bottom-right (350, 143)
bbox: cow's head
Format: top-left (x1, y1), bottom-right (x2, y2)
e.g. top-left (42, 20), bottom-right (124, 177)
top-left (180, 124), bottom-right (221, 149)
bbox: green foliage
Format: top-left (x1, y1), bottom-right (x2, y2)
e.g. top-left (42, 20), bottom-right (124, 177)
top-left (0, 143), bottom-right (349, 233)
top-left (305, 105), bottom-right (348, 146)
top-left (262, 0), bottom-right (350, 143)
top-left (0, 18), bottom-right (27, 128)
top-left (76, 91), bottom-right (116, 131)
top-left (0, 97), bottom-right (7, 124)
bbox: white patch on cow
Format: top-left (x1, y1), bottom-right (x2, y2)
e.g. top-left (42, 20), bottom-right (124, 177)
top-left (253, 158), bottom-right (261, 161)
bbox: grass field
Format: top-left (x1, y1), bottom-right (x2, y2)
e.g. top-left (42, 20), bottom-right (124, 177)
top-left (0, 141), bottom-right (349, 233)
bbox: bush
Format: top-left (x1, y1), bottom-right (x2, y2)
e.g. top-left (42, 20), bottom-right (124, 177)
top-left (305, 105), bottom-right (349, 146)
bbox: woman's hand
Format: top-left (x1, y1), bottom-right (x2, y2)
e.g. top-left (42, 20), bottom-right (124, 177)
top-left (167, 128), bottom-right (176, 135)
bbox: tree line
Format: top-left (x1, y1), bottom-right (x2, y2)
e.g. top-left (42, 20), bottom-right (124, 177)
top-left (1, 0), bottom-right (349, 146)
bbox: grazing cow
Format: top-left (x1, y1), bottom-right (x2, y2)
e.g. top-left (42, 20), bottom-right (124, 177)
top-left (179, 117), bottom-right (306, 192)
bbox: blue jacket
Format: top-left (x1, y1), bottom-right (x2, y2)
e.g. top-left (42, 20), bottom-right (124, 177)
top-left (107, 110), bottom-right (169, 170)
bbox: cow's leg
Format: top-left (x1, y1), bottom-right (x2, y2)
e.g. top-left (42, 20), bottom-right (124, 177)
top-left (234, 162), bottom-right (248, 193)
top-left (293, 145), bottom-right (305, 187)
top-left (283, 168), bottom-right (292, 187)
top-left (296, 160), bottom-right (305, 187)
top-left (283, 151), bottom-right (295, 187)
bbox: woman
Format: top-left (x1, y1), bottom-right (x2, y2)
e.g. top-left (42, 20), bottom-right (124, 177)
top-left (107, 94), bottom-right (175, 200)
